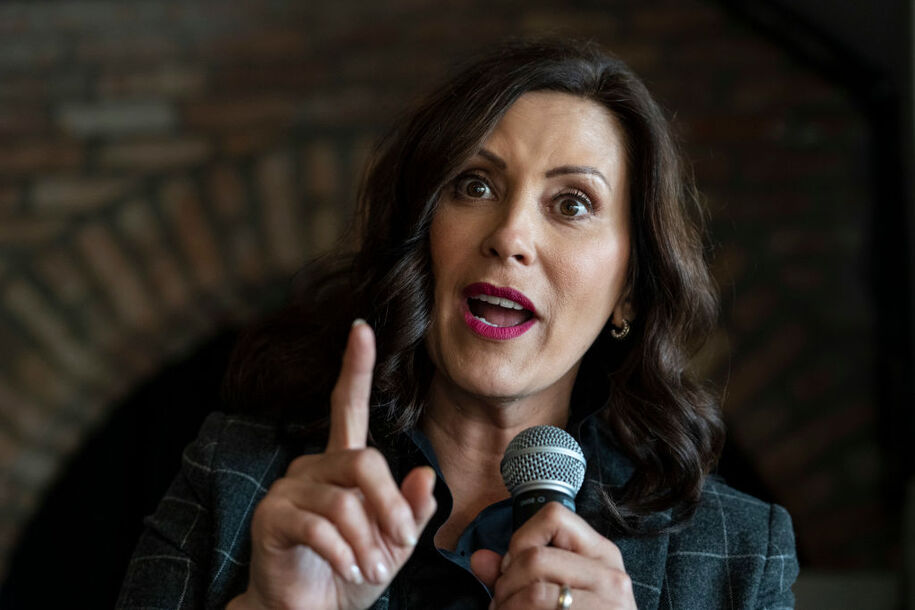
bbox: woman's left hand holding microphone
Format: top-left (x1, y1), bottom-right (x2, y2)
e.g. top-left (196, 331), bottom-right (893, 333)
top-left (227, 321), bottom-right (438, 610)
top-left (471, 502), bottom-right (637, 609)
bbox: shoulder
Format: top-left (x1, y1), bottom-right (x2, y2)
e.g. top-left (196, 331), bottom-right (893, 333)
top-left (677, 477), bottom-right (794, 553)
top-left (181, 413), bottom-right (319, 600)
top-left (662, 477), bottom-right (798, 609)
top-left (184, 412), bottom-right (316, 489)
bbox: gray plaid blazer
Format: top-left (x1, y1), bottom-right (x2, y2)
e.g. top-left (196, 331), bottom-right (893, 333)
top-left (118, 412), bottom-right (798, 609)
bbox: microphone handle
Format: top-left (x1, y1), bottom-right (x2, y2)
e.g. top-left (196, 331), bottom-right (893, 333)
top-left (512, 488), bottom-right (576, 531)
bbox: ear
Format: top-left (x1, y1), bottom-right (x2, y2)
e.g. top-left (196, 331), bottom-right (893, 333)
top-left (611, 292), bottom-right (636, 326)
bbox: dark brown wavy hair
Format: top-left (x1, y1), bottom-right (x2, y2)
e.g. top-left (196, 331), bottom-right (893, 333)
top-left (224, 38), bottom-right (724, 533)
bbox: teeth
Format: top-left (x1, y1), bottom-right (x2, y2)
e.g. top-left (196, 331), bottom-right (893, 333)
top-left (476, 316), bottom-right (500, 327)
top-left (472, 294), bottom-right (524, 310)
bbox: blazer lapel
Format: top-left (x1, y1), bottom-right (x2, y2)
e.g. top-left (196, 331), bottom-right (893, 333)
top-left (614, 519), bottom-right (670, 610)
top-left (575, 417), bottom-right (670, 610)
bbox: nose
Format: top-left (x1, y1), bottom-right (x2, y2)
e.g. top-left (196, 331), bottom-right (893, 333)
top-left (479, 192), bottom-right (537, 265)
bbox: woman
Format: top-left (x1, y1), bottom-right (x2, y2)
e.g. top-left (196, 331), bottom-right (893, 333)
top-left (118, 39), bottom-right (798, 609)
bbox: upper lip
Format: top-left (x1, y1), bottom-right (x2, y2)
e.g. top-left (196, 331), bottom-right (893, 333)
top-left (462, 282), bottom-right (538, 316)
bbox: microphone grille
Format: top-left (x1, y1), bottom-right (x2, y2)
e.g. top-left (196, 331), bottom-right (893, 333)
top-left (500, 425), bottom-right (586, 496)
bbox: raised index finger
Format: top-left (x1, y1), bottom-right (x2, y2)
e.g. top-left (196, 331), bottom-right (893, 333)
top-left (327, 319), bottom-right (376, 451)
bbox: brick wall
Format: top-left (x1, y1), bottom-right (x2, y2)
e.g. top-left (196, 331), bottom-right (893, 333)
top-left (0, 0), bottom-right (894, 576)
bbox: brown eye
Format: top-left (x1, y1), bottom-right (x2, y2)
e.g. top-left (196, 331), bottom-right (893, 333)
top-left (557, 196), bottom-right (590, 217)
top-left (466, 181), bottom-right (489, 198)
top-left (454, 175), bottom-right (494, 199)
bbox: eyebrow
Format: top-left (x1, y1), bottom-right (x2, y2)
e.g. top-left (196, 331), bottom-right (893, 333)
top-left (476, 148), bottom-right (610, 190)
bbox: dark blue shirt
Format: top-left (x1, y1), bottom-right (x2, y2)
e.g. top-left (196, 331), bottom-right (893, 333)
top-left (380, 427), bottom-right (512, 609)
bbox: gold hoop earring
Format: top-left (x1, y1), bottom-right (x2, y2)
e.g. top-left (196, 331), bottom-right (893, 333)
top-left (609, 319), bottom-right (630, 340)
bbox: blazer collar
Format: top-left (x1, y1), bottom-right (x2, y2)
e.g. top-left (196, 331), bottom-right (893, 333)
top-left (575, 416), bottom-right (670, 610)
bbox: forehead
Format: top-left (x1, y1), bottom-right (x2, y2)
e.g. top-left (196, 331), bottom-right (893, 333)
top-left (482, 91), bottom-right (627, 172)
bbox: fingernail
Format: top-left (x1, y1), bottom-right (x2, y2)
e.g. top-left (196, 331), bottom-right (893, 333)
top-left (348, 564), bottom-right (364, 584)
top-left (352, 318), bottom-right (366, 327)
top-left (500, 552), bottom-right (511, 572)
top-left (401, 525), bottom-right (417, 547)
top-left (372, 560), bottom-right (389, 583)
top-left (398, 511), bottom-right (417, 546)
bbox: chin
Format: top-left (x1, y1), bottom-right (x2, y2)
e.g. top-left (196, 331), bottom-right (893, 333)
top-left (443, 363), bottom-right (531, 402)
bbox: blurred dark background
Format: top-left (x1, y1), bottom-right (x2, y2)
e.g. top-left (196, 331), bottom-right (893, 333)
top-left (0, 0), bottom-right (910, 607)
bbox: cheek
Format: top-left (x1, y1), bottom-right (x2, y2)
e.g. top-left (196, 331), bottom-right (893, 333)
top-left (429, 208), bottom-right (467, 291)
top-left (561, 237), bottom-right (630, 320)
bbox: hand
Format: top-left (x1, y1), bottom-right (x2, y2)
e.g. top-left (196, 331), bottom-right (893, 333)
top-left (228, 321), bottom-right (438, 610)
top-left (470, 502), bottom-right (636, 610)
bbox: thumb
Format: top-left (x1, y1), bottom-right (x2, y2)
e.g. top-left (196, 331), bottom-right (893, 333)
top-left (400, 466), bottom-right (437, 528)
top-left (470, 549), bottom-right (503, 591)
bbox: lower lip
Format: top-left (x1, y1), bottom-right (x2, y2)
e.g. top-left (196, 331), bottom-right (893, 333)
top-left (462, 307), bottom-right (537, 340)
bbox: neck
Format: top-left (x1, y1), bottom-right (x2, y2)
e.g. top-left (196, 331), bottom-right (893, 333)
top-left (420, 375), bottom-right (572, 542)
top-left (422, 376), bottom-right (571, 464)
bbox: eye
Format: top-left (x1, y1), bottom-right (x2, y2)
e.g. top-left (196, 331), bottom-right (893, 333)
top-left (555, 190), bottom-right (593, 218)
top-left (454, 174), bottom-right (494, 200)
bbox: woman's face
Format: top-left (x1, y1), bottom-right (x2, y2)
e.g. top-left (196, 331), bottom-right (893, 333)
top-left (426, 91), bottom-right (632, 407)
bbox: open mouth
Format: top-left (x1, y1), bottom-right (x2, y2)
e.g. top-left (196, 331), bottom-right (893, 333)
top-left (467, 294), bottom-right (534, 327)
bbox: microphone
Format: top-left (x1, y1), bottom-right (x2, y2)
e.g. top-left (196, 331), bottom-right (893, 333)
top-left (500, 425), bottom-right (586, 531)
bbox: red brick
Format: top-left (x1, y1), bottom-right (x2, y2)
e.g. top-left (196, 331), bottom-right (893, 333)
top-left (0, 73), bottom-right (88, 102)
top-left (226, 231), bottom-right (265, 284)
top-left (790, 364), bottom-right (838, 403)
top-left (309, 204), bottom-right (344, 255)
top-left (13, 350), bottom-right (78, 407)
top-left (57, 101), bottom-right (175, 137)
top-left (220, 130), bottom-right (286, 157)
top-left (298, 88), bottom-right (400, 126)
top-left (0, 218), bottom-right (67, 246)
top-left (75, 34), bottom-right (181, 63)
top-left (778, 471), bottom-right (837, 519)
top-left (9, 446), bottom-right (55, 486)
top-left (732, 285), bottom-right (778, 333)
top-left (731, 74), bottom-right (844, 113)
top-left (708, 244), bottom-right (747, 288)
top-left (207, 165), bottom-right (266, 283)
top-left (160, 178), bottom-right (226, 292)
top-left (3, 277), bottom-right (112, 384)
top-left (99, 137), bottom-right (211, 171)
top-left (97, 64), bottom-right (206, 99)
top-left (630, 5), bottom-right (724, 35)
top-left (302, 141), bottom-right (339, 199)
top-left (200, 29), bottom-right (312, 62)
top-left (207, 165), bottom-right (246, 218)
top-left (0, 39), bottom-right (63, 67)
top-left (0, 140), bottom-right (82, 175)
top-left (0, 372), bottom-right (31, 416)
top-left (182, 98), bottom-right (299, 131)
top-left (798, 501), bottom-right (888, 568)
top-left (0, 184), bottom-right (22, 212)
top-left (0, 107), bottom-right (51, 136)
top-left (724, 324), bottom-right (807, 408)
top-left (0, 416), bottom-right (21, 466)
top-left (257, 150), bottom-right (305, 270)
top-left (728, 399), bottom-right (790, 448)
top-left (116, 198), bottom-right (192, 311)
top-left (75, 222), bottom-right (158, 330)
top-left (666, 35), bottom-right (783, 70)
top-left (0, 7), bottom-right (27, 34)
top-left (209, 63), bottom-right (327, 95)
top-left (739, 151), bottom-right (848, 183)
top-left (519, 11), bottom-right (621, 38)
top-left (680, 115), bottom-right (785, 144)
top-left (31, 176), bottom-right (136, 213)
top-left (760, 402), bottom-right (873, 480)
top-left (35, 247), bottom-right (91, 304)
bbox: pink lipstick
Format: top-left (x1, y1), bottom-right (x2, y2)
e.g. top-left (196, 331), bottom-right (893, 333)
top-left (462, 282), bottom-right (537, 340)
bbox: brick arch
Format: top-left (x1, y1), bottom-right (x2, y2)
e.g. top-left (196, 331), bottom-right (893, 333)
top-left (0, 0), bottom-right (894, 576)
